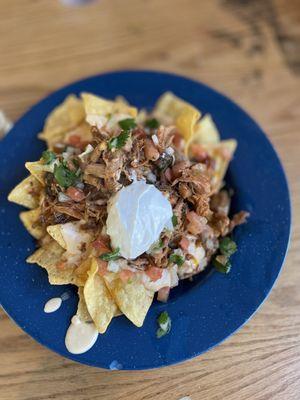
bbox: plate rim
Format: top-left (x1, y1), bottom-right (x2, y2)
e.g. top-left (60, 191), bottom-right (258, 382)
top-left (0, 69), bottom-right (292, 370)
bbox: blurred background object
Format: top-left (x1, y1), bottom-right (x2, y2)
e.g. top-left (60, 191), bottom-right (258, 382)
top-left (60, 0), bottom-right (96, 5)
top-left (0, 110), bottom-right (13, 138)
top-left (0, 1), bottom-right (299, 399)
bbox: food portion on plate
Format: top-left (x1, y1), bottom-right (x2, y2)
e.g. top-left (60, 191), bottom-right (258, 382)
top-left (8, 91), bottom-right (248, 345)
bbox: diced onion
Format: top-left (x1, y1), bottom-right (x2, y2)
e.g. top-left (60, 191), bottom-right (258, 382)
top-left (58, 192), bottom-right (71, 202)
top-left (165, 146), bottom-right (174, 155)
top-left (107, 260), bottom-right (121, 273)
top-left (75, 182), bottom-right (85, 190)
top-left (151, 134), bottom-right (159, 146)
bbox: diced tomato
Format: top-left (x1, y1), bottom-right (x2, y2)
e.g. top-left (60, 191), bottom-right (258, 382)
top-left (66, 135), bottom-right (89, 149)
top-left (145, 266), bottom-right (163, 282)
top-left (67, 134), bottom-right (82, 148)
top-left (66, 187), bottom-right (85, 202)
top-left (157, 286), bottom-right (170, 302)
top-left (179, 237), bottom-right (190, 251)
top-left (97, 259), bottom-right (108, 276)
top-left (119, 269), bottom-right (134, 283)
top-left (92, 235), bottom-right (110, 248)
top-left (56, 261), bottom-right (66, 270)
top-left (172, 132), bottom-right (184, 149)
top-left (92, 238), bottom-right (111, 256)
top-left (189, 143), bottom-right (208, 162)
top-left (92, 235), bottom-right (110, 250)
top-left (92, 242), bottom-right (111, 256)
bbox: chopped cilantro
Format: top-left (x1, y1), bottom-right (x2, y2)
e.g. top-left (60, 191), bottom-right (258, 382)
top-left (157, 311), bottom-right (169, 325)
top-left (118, 118), bottom-right (136, 131)
top-left (169, 253), bottom-right (185, 266)
top-left (213, 256), bottom-right (231, 274)
top-left (99, 247), bottom-right (120, 261)
top-left (172, 214), bottom-right (178, 227)
top-left (42, 150), bottom-right (56, 164)
top-left (53, 163), bottom-right (79, 188)
top-left (156, 311), bottom-right (171, 338)
top-left (219, 237), bottom-right (237, 257)
top-left (108, 131), bottom-right (130, 150)
top-left (145, 118), bottom-right (159, 129)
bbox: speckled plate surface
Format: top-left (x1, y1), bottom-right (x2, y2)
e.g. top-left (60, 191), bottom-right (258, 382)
top-left (0, 70), bottom-right (291, 370)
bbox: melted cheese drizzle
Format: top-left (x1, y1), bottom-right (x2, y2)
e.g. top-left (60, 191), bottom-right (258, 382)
top-left (65, 315), bottom-right (98, 354)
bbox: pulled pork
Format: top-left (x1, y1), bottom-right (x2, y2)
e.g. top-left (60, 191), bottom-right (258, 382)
top-left (39, 119), bottom-right (248, 277)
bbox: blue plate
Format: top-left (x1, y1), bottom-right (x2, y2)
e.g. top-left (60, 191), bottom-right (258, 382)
top-left (0, 70), bottom-right (291, 370)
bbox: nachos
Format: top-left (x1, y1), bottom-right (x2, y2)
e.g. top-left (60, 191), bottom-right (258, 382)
top-left (8, 92), bottom-right (248, 332)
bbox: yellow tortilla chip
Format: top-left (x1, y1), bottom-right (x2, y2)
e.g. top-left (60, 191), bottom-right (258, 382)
top-left (40, 121), bottom-right (93, 150)
top-left (202, 139), bottom-right (237, 193)
top-left (192, 114), bottom-right (220, 145)
top-left (115, 95), bottom-right (129, 106)
top-left (38, 95), bottom-right (85, 149)
top-left (81, 92), bottom-right (137, 119)
top-left (64, 121), bottom-right (93, 143)
top-left (27, 240), bottom-right (76, 285)
top-left (43, 95), bottom-right (85, 137)
top-left (84, 258), bottom-right (118, 333)
top-left (74, 257), bottom-right (92, 286)
top-left (154, 92), bottom-right (201, 142)
top-left (19, 207), bottom-right (45, 239)
top-left (77, 287), bottom-right (92, 322)
top-left (104, 272), bottom-right (154, 328)
top-left (46, 221), bottom-right (92, 255)
top-left (8, 175), bottom-right (42, 209)
top-left (25, 161), bottom-right (53, 185)
top-left (46, 224), bottom-right (66, 250)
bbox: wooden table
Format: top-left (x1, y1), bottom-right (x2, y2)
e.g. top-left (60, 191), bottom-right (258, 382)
top-left (1, 1), bottom-right (300, 399)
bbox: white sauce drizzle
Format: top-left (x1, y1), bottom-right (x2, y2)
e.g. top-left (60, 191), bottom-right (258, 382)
top-left (65, 315), bottom-right (98, 354)
top-left (44, 297), bottom-right (62, 313)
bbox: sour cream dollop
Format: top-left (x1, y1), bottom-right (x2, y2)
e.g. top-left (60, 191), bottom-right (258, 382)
top-left (106, 180), bottom-right (172, 259)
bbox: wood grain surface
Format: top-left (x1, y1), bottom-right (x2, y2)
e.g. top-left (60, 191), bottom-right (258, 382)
top-left (1, 0), bottom-right (300, 399)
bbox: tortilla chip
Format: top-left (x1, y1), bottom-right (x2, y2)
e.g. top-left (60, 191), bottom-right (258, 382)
top-left (44, 95), bottom-right (85, 136)
top-left (192, 114), bottom-right (220, 144)
top-left (115, 95), bottom-right (129, 106)
top-left (25, 161), bottom-right (53, 185)
top-left (64, 121), bottom-right (93, 143)
top-left (19, 207), bottom-right (45, 239)
top-left (203, 139), bottom-right (237, 192)
top-left (154, 92), bottom-right (201, 142)
top-left (74, 257), bottom-right (92, 286)
top-left (8, 175), bottom-right (42, 209)
top-left (46, 224), bottom-right (66, 249)
top-left (46, 221), bottom-right (92, 255)
top-left (81, 92), bottom-right (137, 119)
top-left (104, 272), bottom-right (154, 328)
top-left (84, 258), bottom-right (118, 333)
top-left (27, 240), bottom-right (76, 285)
top-left (77, 287), bottom-right (92, 322)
